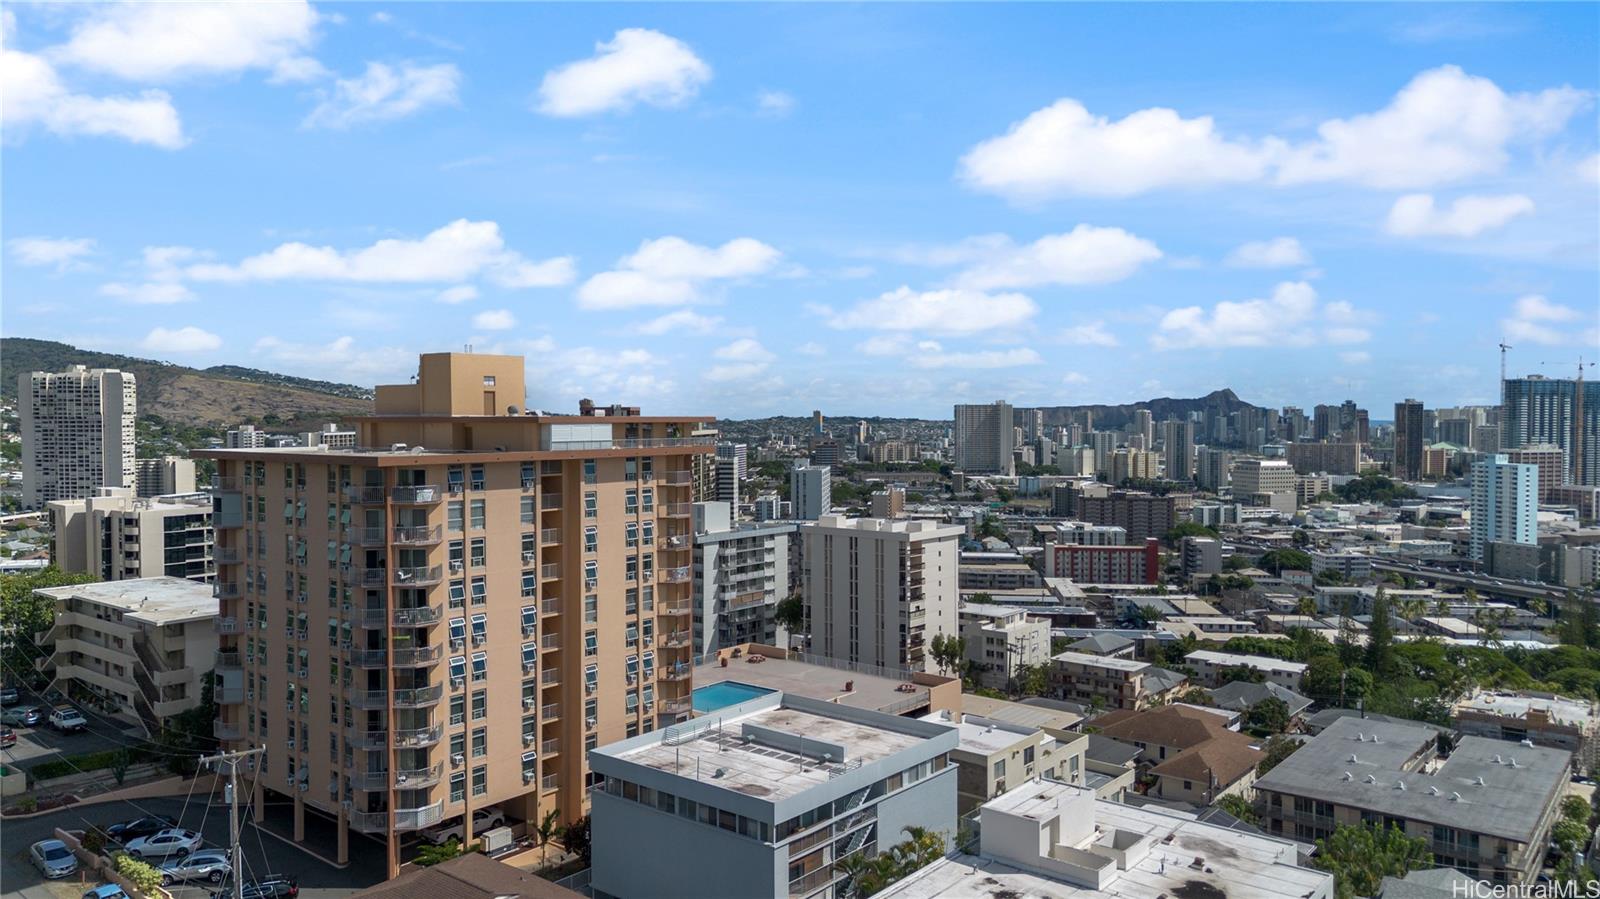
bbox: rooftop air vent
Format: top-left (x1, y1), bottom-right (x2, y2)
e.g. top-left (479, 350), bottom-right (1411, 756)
top-left (1450, 792), bottom-right (1462, 801)
top-left (1474, 776), bottom-right (1485, 786)
top-left (1342, 772), bottom-right (1353, 781)
top-left (1348, 754), bottom-right (1358, 763)
top-left (1364, 774), bottom-right (1377, 784)
top-left (1427, 786), bottom-right (1439, 796)
top-left (1394, 781), bottom-right (1406, 791)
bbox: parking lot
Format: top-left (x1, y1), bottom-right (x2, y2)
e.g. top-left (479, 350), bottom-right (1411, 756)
top-left (0, 795), bottom-right (386, 898)
top-left (1, 720), bottom-right (130, 773)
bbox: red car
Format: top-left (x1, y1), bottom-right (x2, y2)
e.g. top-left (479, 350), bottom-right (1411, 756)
top-left (1, 726), bottom-right (16, 748)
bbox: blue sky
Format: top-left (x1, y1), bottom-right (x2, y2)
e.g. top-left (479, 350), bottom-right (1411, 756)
top-left (4, 2), bottom-right (1597, 419)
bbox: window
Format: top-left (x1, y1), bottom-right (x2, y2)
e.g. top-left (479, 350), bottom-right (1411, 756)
top-left (448, 541), bottom-right (465, 570)
top-left (449, 655), bottom-right (466, 683)
top-left (584, 526), bottom-right (598, 553)
top-left (1023, 746), bottom-right (1035, 765)
top-left (470, 538), bottom-right (486, 568)
top-left (472, 765), bottom-right (487, 796)
top-left (625, 489), bottom-right (639, 514)
top-left (584, 631), bottom-right (598, 656)
top-left (471, 652), bottom-right (488, 681)
top-left (584, 560), bottom-right (598, 586)
top-left (521, 571), bottom-right (536, 598)
top-left (584, 664), bottom-right (598, 693)
top-left (450, 772), bottom-right (466, 802)
top-left (585, 595), bottom-right (599, 624)
top-left (642, 521), bottom-right (654, 545)
top-left (625, 458), bottom-right (637, 480)
top-left (472, 728), bottom-right (487, 757)
top-left (642, 488), bottom-right (654, 511)
top-left (447, 501), bottom-right (464, 532)
top-left (626, 655), bottom-right (640, 680)
top-left (448, 580), bottom-right (466, 608)
top-left (521, 605), bottom-right (537, 634)
top-left (447, 466), bottom-right (465, 494)
top-left (471, 691), bottom-right (487, 721)
top-left (625, 556), bottom-right (638, 582)
top-left (625, 522), bottom-right (638, 548)
top-left (522, 751), bottom-right (538, 778)
top-left (470, 577), bottom-right (487, 605)
top-left (520, 497), bottom-right (535, 525)
top-left (450, 696), bottom-right (465, 728)
top-left (469, 464), bottom-right (485, 491)
top-left (470, 613), bottom-right (487, 644)
top-left (469, 500), bottom-right (486, 530)
top-left (584, 492), bottom-right (597, 518)
top-left (521, 462), bottom-right (535, 488)
top-left (522, 642), bottom-right (538, 669)
top-left (583, 459), bottom-right (597, 484)
top-left (449, 617), bottom-right (466, 646)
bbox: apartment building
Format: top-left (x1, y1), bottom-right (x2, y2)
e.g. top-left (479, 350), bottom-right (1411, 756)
top-left (877, 778), bottom-right (1332, 899)
top-left (790, 462), bottom-right (832, 521)
top-left (1232, 459), bottom-right (1295, 509)
top-left (1161, 419), bottom-right (1195, 482)
top-left (1091, 705), bottom-right (1262, 805)
top-left (134, 456), bottom-right (197, 497)
top-left (691, 502), bottom-right (796, 656)
top-left (35, 577), bottom-right (217, 733)
top-left (1501, 375), bottom-right (1600, 486)
top-left (1256, 717), bottom-right (1571, 885)
top-left (1046, 539), bottom-right (1160, 585)
top-left (1507, 445), bottom-right (1569, 502)
top-left (1394, 399), bottom-right (1428, 481)
top-left (589, 691), bottom-right (959, 899)
top-left (1109, 449), bottom-right (1158, 484)
top-left (958, 603), bottom-right (1050, 691)
top-left (869, 486), bottom-right (905, 520)
top-left (1050, 521), bottom-right (1125, 546)
top-left (953, 401), bottom-right (1015, 476)
top-left (1184, 650), bottom-right (1307, 690)
top-left (715, 442), bottom-right (748, 505)
top-left (1180, 536), bottom-right (1222, 577)
top-left (1451, 690), bottom-right (1597, 775)
top-left (1050, 651), bottom-right (1186, 711)
top-left (19, 365), bottom-right (137, 508)
top-left (49, 487), bottom-right (215, 583)
top-left (1286, 442), bottom-right (1364, 475)
top-left (226, 424), bottom-right (270, 449)
top-left (1074, 488), bottom-right (1176, 543)
top-left (1195, 447), bottom-right (1232, 492)
top-left (302, 422), bottom-right (359, 449)
top-left (197, 352), bottom-right (713, 876)
top-left (1471, 454), bottom-right (1538, 562)
top-left (922, 710), bottom-right (1088, 811)
top-left (802, 516), bottom-right (960, 674)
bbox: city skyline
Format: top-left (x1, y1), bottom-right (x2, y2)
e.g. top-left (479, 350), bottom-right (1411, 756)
top-left (5, 2), bottom-right (1599, 419)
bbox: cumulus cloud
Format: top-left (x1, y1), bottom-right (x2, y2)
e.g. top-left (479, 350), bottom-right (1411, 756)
top-left (578, 236), bottom-right (780, 310)
top-left (1579, 154), bottom-right (1600, 185)
top-left (953, 226), bottom-right (1162, 289)
top-left (303, 61), bottom-right (460, 129)
top-left (536, 29), bottom-right (710, 117)
top-left (8, 236), bottom-right (95, 270)
top-left (821, 287), bottom-right (1037, 335)
top-left (756, 90), bottom-right (794, 117)
top-left (1501, 295), bottom-right (1600, 346)
top-left (908, 345), bottom-right (1043, 370)
top-left (1225, 237), bottom-right (1311, 268)
top-left (1152, 281), bottom-right (1373, 350)
top-left (1383, 193), bottom-right (1535, 237)
top-left (961, 65), bottom-right (1587, 200)
top-left (472, 309), bottom-right (516, 331)
top-left (712, 338), bottom-right (775, 363)
top-left (253, 335), bottom-right (417, 384)
top-left (632, 310), bottom-right (724, 335)
top-left (142, 325), bottom-right (221, 353)
top-left (100, 282), bottom-right (195, 304)
top-left (795, 341), bottom-right (827, 356)
top-left (437, 285), bottom-right (478, 304)
top-left (183, 219), bottom-right (573, 288)
top-left (51, 1), bottom-right (322, 82)
top-left (1340, 351), bottom-right (1372, 365)
top-left (2, 44), bottom-right (184, 148)
top-left (1060, 321), bottom-right (1119, 347)
top-left (1062, 372), bottom-right (1089, 385)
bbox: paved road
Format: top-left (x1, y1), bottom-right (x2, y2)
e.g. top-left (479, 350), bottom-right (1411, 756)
top-left (0, 796), bottom-right (385, 899)
top-left (0, 722), bottom-right (128, 772)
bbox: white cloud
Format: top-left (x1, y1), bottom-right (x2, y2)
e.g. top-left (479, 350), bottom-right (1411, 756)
top-left (954, 226), bottom-right (1162, 289)
top-left (1152, 281), bottom-right (1373, 350)
top-left (100, 282), bottom-right (195, 304)
top-left (536, 28), bottom-right (710, 117)
top-left (8, 236), bottom-right (94, 269)
top-left (253, 335), bottom-right (416, 384)
top-left (142, 325), bottom-right (221, 353)
top-left (1225, 237), bottom-right (1311, 268)
top-left (756, 90), bottom-right (794, 117)
top-left (1501, 294), bottom-right (1600, 346)
top-left (712, 338), bottom-right (775, 363)
top-left (823, 287), bottom-right (1037, 335)
top-left (1579, 154), bottom-right (1600, 185)
top-left (303, 61), bottom-right (460, 129)
top-left (2, 45), bottom-right (185, 148)
top-left (185, 219), bottom-right (572, 288)
top-left (578, 236), bottom-right (780, 310)
top-left (51, 1), bottom-right (321, 82)
top-left (437, 285), bottom-right (478, 304)
top-left (909, 347), bottom-right (1043, 370)
top-left (705, 363), bottom-right (770, 383)
top-left (472, 309), bottom-right (516, 331)
top-left (1062, 372), bottom-right (1089, 385)
top-left (1383, 193), bottom-right (1535, 237)
top-left (795, 341), bottom-right (827, 356)
top-left (1060, 321), bottom-right (1119, 347)
top-left (632, 310), bottom-right (723, 335)
top-left (1339, 351), bottom-right (1372, 365)
top-left (961, 65), bottom-right (1587, 200)
top-left (489, 255), bottom-right (578, 289)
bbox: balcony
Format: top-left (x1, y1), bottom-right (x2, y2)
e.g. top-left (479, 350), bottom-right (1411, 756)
top-left (540, 493), bottom-right (563, 509)
top-left (394, 725), bottom-right (444, 748)
top-left (658, 600), bottom-right (691, 617)
top-left (392, 606), bottom-right (443, 627)
top-left (660, 663), bottom-right (692, 682)
top-left (348, 801), bottom-right (445, 833)
top-left (539, 528), bottom-right (560, 546)
top-left (342, 567), bottom-right (387, 589)
top-left (541, 738), bottom-right (560, 756)
top-left (395, 684), bottom-right (445, 708)
top-left (662, 534), bottom-right (690, 550)
top-left (216, 617), bottom-right (240, 635)
top-left (661, 631), bottom-right (690, 649)
top-left (660, 697), bottom-right (692, 715)
top-left (541, 598), bottom-right (561, 616)
top-left (213, 476), bottom-right (243, 493)
top-left (541, 634), bottom-right (561, 651)
top-left (662, 503), bottom-right (692, 518)
top-left (392, 525), bottom-right (443, 546)
top-left (345, 485), bottom-right (386, 505)
top-left (215, 649), bottom-right (242, 671)
top-left (392, 485), bottom-right (442, 504)
top-left (354, 730), bottom-right (389, 750)
top-left (664, 471), bottom-right (693, 486)
top-left (215, 547), bottom-right (242, 564)
top-left (215, 582), bottom-right (243, 599)
top-left (541, 703), bottom-right (560, 720)
top-left (662, 566), bottom-right (691, 584)
top-left (541, 774), bottom-right (560, 793)
top-left (392, 565), bottom-right (443, 587)
top-left (346, 649), bottom-right (388, 668)
top-left (392, 763), bottom-right (443, 789)
top-left (540, 668), bottom-right (561, 685)
top-left (352, 527), bottom-right (388, 548)
top-left (540, 563), bottom-right (561, 581)
top-left (214, 719), bottom-right (243, 741)
top-left (392, 645), bottom-right (444, 667)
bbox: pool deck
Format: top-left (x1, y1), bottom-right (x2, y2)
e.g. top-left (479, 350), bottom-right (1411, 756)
top-left (694, 655), bottom-right (932, 715)
top-left (692, 682), bottom-right (775, 712)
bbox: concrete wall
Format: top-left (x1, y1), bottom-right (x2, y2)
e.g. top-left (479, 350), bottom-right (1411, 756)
top-left (590, 789), bottom-right (783, 899)
top-left (875, 765), bottom-right (958, 854)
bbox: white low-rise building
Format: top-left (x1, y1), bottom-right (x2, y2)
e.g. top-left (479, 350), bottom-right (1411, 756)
top-left (1184, 650), bottom-right (1307, 690)
top-left (958, 603), bottom-right (1050, 690)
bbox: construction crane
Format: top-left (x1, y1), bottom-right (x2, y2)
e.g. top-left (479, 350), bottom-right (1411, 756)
top-left (1498, 342), bottom-right (1513, 386)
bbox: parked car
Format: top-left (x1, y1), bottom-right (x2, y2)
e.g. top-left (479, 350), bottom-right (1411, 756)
top-left (0, 726), bottom-right (14, 748)
top-left (1, 705), bottom-right (43, 727)
top-left (83, 886), bottom-right (129, 899)
top-left (420, 807), bottom-right (505, 845)
top-left (122, 828), bottom-right (203, 860)
top-left (159, 849), bottom-right (232, 885)
top-left (49, 707), bottom-right (88, 733)
top-left (0, 685), bottom-right (19, 705)
top-left (106, 814), bottom-right (178, 842)
top-left (212, 873), bottom-right (298, 899)
top-left (30, 839), bottom-right (78, 879)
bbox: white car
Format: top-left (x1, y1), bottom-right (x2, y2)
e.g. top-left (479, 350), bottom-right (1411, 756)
top-left (420, 808), bottom-right (505, 845)
top-left (30, 839), bottom-right (78, 879)
top-left (158, 849), bottom-right (232, 885)
top-left (123, 828), bottom-right (203, 860)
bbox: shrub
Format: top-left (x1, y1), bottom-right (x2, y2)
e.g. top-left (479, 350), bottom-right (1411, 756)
top-left (30, 748), bottom-right (148, 781)
top-left (82, 827), bottom-right (108, 856)
top-left (115, 853), bottom-right (164, 894)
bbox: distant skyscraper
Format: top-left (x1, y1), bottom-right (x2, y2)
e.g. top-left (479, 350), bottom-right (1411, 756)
top-left (714, 442), bottom-right (747, 505)
top-left (953, 401), bottom-right (1015, 475)
top-left (1312, 404), bottom-right (1335, 442)
top-left (133, 456), bottom-right (196, 497)
top-left (790, 461), bottom-right (832, 521)
top-left (1196, 448), bottom-right (1233, 492)
top-left (1015, 407), bottom-right (1044, 442)
top-left (19, 365), bottom-right (137, 508)
top-left (812, 409), bottom-right (825, 436)
top-left (1507, 445), bottom-right (1566, 503)
top-left (1502, 375), bottom-right (1600, 487)
top-left (1339, 400), bottom-right (1370, 444)
top-left (1470, 454), bottom-right (1538, 562)
top-left (1393, 399), bottom-right (1427, 481)
top-left (1130, 409), bottom-right (1153, 449)
top-left (1161, 419), bottom-right (1194, 481)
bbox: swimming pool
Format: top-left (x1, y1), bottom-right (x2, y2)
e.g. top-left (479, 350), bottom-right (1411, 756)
top-left (691, 681), bottom-right (775, 713)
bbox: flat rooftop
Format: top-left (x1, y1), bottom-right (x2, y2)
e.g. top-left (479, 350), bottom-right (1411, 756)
top-left (959, 602), bottom-right (1033, 620)
top-left (1454, 691), bottom-right (1595, 729)
top-left (1186, 650), bottom-right (1308, 674)
top-left (1052, 650), bottom-right (1149, 672)
top-left (612, 704), bottom-right (925, 802)
top-left (922, 712), bottom-right (1038, 755)
top-left (37, 576), bottom-right (217, 626)
top-left (961, 694), bottom-right (1083, 731)
top-left (879, 781), bottom-right (1330, 899)
top-left (694, 653), bottom-right (935, 715)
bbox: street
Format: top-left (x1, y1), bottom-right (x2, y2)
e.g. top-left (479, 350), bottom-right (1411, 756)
top-left (0, 795), bottom-right (385, 898)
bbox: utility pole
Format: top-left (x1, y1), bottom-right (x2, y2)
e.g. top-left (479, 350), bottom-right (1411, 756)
top-left (201, 746), bottom-right (264, 899)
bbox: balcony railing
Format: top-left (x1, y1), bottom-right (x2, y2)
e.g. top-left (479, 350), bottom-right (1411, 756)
top-left (345, 485), bottom-right (386, 505)
top-left (541, 634), bottom-right (561, 650)
top-left (661, 697), bottom-right (692, 715)
top-left (540, 493), bottom-right (563, 509)
top-left (664, 471), bottom-right (693, 486)
top-left (540, 668), bottom-right (561, 685)
top-left (540, 528), bottom-right (560, 545)
top-left (541, 598), bottom-right (561, 616)
top-left (354, 730), bottom-right (389, 750)
top-left (660, 663), bottom-right (693, 682)
top-left (547, 436), bottom-right (715, 452)
top-left (392, 605), bottom-right (443, 627)
top-left (348, 801), bottom-right (445, 833)
top-left (215, 649), bottom-right (242, 670)
top-left (394, 684), bottom-right (445, 708)
top-left (394, 725), bottom-right (444, 748)
top-left (541, 738), bottom-right (561, 756)
top-left (663, 503), bottom-right (693, 518)
top-left (658, 600), bottom-right (692, 616)
top-left (215, 582), bottom-right (243, 599)
top-left (541, 563), bottom-right (561, 580)
top-left (661, 631), bottom-right (690, 649)
top-left (216, 617), bottom-right (240, 634)
top-left (215, 686), bottom-right (245, 705)
top-left (342, 567), bottom-right (387, 588)
top-left (392, 645), bottom-right (444, 667)
top-left (214, 719), bottom-right (243, 741)
top-left (391, 763), bottom-right (444, 789)
top-left (663, 534), bottom-right (690, 550)
top-left (352, 527), bottom-right (388, 548)
top-left (541, 703), bottom-right (560, 720)
top-left (541, 774), bottom-right (560, 792)
top-left (215, 547), bottom-right (242, 564)
top-left (346, 649), bottom-right (388, 668)
top-left (392, 565), bottom-right (443, 586)
top-left (662, 566), bottom-right (692, 583)
top-left (213, 477), bottom-right (243, 492)
top-left (393, 525), bottom-right (443, 546)
top-left (392, 485), bottom-right (442, 504)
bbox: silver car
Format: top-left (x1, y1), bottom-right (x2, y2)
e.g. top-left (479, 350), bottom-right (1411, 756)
top-left (30, 839), bottom-right (78, 879)
top-left (123, 828), bottom-right (203, 860)
top-left (159, 849), bottom-right (232, 885)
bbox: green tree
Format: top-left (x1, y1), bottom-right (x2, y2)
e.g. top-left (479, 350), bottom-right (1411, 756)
top-left (560, 814), bottom-right (591, 867)
top-left (0, 567), bottom-right (96, 684)
top-left (1365, 587), bottom-right (1395, 675)
top-left (415, 838), bottom-right (479, 867)
top-left (1218, 793), bottom-right (1259, 825)
top-left (115, 854), bottom-right (165, 893)
top-left (1257, 734), bottom-right (1303, 775)
top-left (1313, 824), bottom-right (1431, 899)
top-left (929, 634), bottom-right (967, 678)
top-left (1218, 665), bottom-right (1265, 686)
top-left (1014, 662), bottom-right (1050, 698)
top-left (1246, 696), bottom-right (1291, 735)
top-left (774, 594), bottom-right (805, 632)
top-left (1164, 522), bottom-right (1219, 547)
top-left (535, 808), bottom-right (562, 865)
top-left (1257, 549), bottom-right (1313, 575)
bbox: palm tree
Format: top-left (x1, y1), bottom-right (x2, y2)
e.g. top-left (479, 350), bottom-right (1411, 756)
top-left (1527, 597), bottom-right (1548, 620)
top-left (1296, 596), bottom-right (1318, 627)
top-left (535, 808), bottom-right (561, 865)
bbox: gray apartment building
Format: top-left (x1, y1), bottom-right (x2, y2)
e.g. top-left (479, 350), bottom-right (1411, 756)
top-left (691, 501), bottom-right (797, 656)
top-left (589, 691), bottom-right (959, 899)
